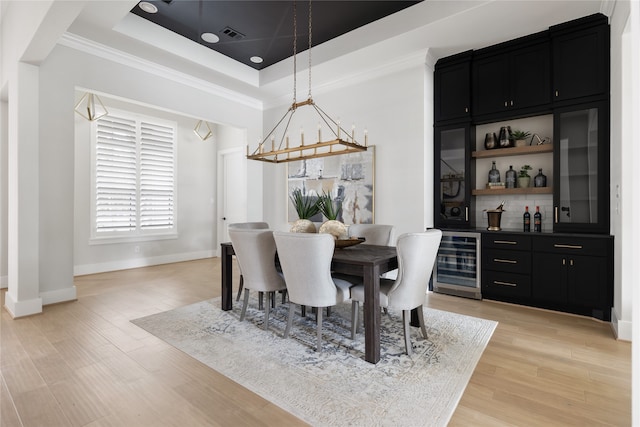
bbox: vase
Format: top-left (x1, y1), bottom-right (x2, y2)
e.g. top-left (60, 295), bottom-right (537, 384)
top-left (534, 168), bottom-right (547, 187)
top-left (517, 176), bottom-right (530, 188)
top-left (290, 219), bottom-right (316, 233)
top-left (514, 139), bottom-right (527, 147)
top-left (318, 220), bottom-right (348, 240)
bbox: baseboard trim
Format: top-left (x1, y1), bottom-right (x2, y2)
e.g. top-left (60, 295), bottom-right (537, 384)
top-left (611, 307), bottom-right (632, 341)
top-left (73, 250), bottom-right (216, 276)
top-left (3, 293), bottom-right (43, 318)
top-left (40, 286), bottom-right (77, 306)
top-left (1, 275), bottom-right (7, 289)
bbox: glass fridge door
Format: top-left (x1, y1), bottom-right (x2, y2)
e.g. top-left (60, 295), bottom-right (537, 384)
top-left (433, 232), bottom-right (480, 299)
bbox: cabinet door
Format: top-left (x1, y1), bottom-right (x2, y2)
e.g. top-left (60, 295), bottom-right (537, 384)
top-left (566, 255), bottom-right (606, 308)
top-left (553, 101), bottom-right (609, 233)
top-left (552, 24), bottom-right (609, 102)
top-left (435, 60), bottom-right (471, 123)
top-left (532, 252), bottom-right (567, 303)
top-left (472, 54), bottom-right (509, 116)
top-left (434, 124), bottom-right (472, 228)
top-left (510, 42), bottom-right (551, 110)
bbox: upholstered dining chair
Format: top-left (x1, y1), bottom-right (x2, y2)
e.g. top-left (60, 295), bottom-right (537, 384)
top-left (273, 231), bottom-right (360, 352)
top-left (228, 228), bottom-right (287, 331)
top-left (228, 222), bottom-right (269, 301)
top-left (348, 224), bottom-right (396, 246)
top-left (350, 229), bottom-right (443, 355)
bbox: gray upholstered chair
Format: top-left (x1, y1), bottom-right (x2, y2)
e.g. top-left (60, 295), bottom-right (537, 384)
top-left (228, 228), bottom-right (286, 331)
top-left (273, 231), bottom-right (360, 352)
top-left (350, 230), bottom-right (442, 355)
top-left (228, 222), bottom-right (269, 301)
top-left (348, 224), bottom-right (396, 246)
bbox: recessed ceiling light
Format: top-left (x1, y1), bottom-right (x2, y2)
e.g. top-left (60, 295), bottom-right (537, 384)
top-left (250, 56), bottom-right (263, 64)
top-left (201, 32), bottom-right (220, 43)
top-left (139, 2), bottom-right (158, 14)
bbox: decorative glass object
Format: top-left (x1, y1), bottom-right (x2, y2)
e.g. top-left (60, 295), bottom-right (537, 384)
top-left (534, 168), bottom-right (547, 187)
top-left (505, 165), bottom-right (517, 188)
top-left (488, 161), bottom-right (501, 183)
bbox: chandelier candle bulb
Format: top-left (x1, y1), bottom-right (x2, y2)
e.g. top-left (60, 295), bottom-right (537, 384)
top-left (300, 128), bottom-right (304, 146)
top-left (352, 124), bottom-right (355, 141)
top-left (337, 119), bottom-right (341, 138)
top-left (364, 129), bottom-right (368, 145)
top-left (318, 123), bottom-right (321, 141)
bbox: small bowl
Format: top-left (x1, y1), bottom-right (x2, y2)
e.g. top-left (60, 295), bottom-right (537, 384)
top-left (334, 237), bottom-right (366, 248)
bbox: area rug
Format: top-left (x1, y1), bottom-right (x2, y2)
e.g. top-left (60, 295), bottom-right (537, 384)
top-left (132, 296), bottom-right (497, 426)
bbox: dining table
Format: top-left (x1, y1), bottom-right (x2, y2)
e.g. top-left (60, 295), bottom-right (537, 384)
top-left (220, 241), bottom-right (398, 364)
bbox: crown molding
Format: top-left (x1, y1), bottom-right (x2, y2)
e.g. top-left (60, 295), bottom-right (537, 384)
top-left (59, 32), bottom-right (263, 110)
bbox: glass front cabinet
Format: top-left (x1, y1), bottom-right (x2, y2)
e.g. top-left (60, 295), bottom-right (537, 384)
top-left (434, 123), bottom-right (474, 228)
top-left (553, 100), bottom-right (609, 233)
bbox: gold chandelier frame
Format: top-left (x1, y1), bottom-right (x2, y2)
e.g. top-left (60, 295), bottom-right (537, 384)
top-left (247, 0), bottom-right (367, 163)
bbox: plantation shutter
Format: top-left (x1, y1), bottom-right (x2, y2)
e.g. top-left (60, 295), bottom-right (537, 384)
top-left (95, 116), bottom-right (137, 232)
top-left (140, 121), bottom-right (175, 230)
top-left (94, 111), bottom-right (176, 235)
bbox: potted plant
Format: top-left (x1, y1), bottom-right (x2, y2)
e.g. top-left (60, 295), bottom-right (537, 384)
top-left (289, 188), bottom-right (319, 233)
top-left (518, 164), bottom-right (532, 188)
top-left (510, 130), bottom-right (531, 147)
top-left (317, 191), bottom-right (348, 239)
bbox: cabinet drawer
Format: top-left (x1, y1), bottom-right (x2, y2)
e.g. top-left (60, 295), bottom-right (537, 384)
top-left (482, 234), bottom-right (531, 251)
top-left (482, 271), bottom-right (531, 298)
top-left (483, 249), bottom-right (531, 274)
top-left (532, 236), bottom-right (610, 256)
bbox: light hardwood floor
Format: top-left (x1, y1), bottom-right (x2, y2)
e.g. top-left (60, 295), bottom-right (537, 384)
top-left (1, 258), bottom-right (630, 426)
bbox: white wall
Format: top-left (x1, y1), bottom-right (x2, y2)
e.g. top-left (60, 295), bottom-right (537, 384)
top-left (0, 99), bottom-right (7, 287)
top-left (261, 58), bottom-right (429, 236)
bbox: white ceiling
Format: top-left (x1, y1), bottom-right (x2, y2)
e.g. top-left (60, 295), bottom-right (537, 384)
top-left (63, 0), bottom-right (607, 106)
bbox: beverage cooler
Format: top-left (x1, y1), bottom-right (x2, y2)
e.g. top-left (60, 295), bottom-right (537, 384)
top-left (432, 231), bottom-right (481, 300)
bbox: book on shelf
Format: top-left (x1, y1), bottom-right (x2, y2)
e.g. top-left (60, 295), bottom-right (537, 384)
top-left (486, 182), bottom-right (505, 189)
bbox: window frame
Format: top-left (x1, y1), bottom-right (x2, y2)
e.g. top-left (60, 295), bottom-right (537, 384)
top-left (89, 108), bottom-right (178, 244)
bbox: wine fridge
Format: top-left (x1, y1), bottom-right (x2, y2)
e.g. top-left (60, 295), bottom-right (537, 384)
top-left (433, 231), bottom-right (481, 300)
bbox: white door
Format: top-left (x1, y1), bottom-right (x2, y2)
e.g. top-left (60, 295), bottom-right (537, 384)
top-left (217, 147), bottom-right (246, 253)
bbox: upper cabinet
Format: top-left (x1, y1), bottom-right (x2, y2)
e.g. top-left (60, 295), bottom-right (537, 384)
top-left (551, 14), bottom-right (609, 105)
top-left (472, 34), bottom-right (551, 120)
top-left (434, 51), bottom-right (472, 124)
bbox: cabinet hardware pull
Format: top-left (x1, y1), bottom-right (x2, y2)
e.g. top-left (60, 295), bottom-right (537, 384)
top-left (465, 107), bottom-right (468, 113)
top-left (465, 207), bottom-right (469, 221)
top-left (570, 259), bottom-right (574, 266)
top-left (494, 240), bottom-right (517, 245)
top-left (504, 101), bottom-right (508, 107)
top-left (494, 280), bottom-right (517, 287)
top-left (510, 100), bottom-right (514, 106)
top-left (494, 258), bottom-right (517, 264)
top-left (553, 244), bottom-right (583, 249)
top-left (555, 206), bottom-right (558, 223)
top-left (555, 90), bottom-right (559, 97)
top-left (563, 258), bottom-right (566, 265)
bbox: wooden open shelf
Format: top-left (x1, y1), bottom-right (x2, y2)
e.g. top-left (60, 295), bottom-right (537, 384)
top-left (472, 144), bottom-right (553, 158)
top-left (472, 187), bottom-right (553, 196)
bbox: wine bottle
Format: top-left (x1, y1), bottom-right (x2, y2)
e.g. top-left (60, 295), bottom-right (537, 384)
top-left (523, 206), bottom-right (531, 232)
top-left (534, 206), bottom-right (542, 232)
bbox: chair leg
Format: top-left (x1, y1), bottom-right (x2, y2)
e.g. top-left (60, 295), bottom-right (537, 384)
top-left (417, 305), bottom-right (428, 339)
top-left (281, 290), bottom-right (287, 304)
top-left (264, 292), bottom-right (271, 331)
top-left (316, 307), bottom-right (323, 352)
top-left (402, 310), bottom-right (412, 356)
top-left (351, 301), bottom-right (359, 340)
top-left (284, 303), bottom-right (295, 338)
top-left (270, 292), bottom-right (276, 309)
top-left (258, 292), bottom-right (264, 310)
top-left (236, 275), bottom-right (244, 301)
top-left (240, 289), bottom-right (250, 321)
top-left (301, 306), bottom-right (306, 317)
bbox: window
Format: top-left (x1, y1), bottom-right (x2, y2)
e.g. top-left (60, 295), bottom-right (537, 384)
top-left (91, 109), bottom-right (177, 241)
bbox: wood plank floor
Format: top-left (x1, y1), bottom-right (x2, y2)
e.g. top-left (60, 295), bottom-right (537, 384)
top-left (1, 258), bottom-right (630, 426)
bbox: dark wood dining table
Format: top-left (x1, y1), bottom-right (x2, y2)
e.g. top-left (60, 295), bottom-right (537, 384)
top-left (220, 241), bottom-right (398, 364)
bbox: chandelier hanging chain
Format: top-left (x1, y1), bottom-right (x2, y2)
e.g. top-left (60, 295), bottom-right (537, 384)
top-left (307, 0), bottom-right (312, 100)
top-left (292, 1), bottom-right (297, 105)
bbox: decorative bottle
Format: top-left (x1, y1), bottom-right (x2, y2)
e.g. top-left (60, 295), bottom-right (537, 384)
top-left (523, 206), bottom-right (531, 232)
top-left (505, 165), bottom-right (517, 188)
top-left (534, 206), bottom-right (542, 232)
top-left (488, 161), bottom-right (501, 184)
top-left (534, 168), bottom-right (547, 187)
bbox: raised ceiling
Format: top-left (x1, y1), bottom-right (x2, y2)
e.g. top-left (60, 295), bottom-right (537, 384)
top-left (130, 1), bottom-right (421, 70)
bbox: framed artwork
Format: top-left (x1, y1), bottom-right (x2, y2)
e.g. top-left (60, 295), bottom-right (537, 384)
top-left (287, 146), bottom-right (375, 224)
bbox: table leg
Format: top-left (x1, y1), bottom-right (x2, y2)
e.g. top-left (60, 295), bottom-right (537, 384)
top-left (221, 244), bottom-right (233, 311)
top-left (363, 265), bottom-right (381, 364)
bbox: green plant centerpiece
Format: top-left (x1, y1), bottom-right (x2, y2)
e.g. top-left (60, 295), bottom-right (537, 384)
top-left (510, 130), bottom-right (531, 147)
top-left (289, 188), bottom-right (319, 233)
top-left (317, 191), bottom-right (348, 240)
top-left (518, 164), bottom-right (532, 188)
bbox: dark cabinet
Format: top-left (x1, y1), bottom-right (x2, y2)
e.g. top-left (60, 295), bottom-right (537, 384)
top-left (553, 100), bottom-right (609, 233)
top-left (472, 37), bottom-right (550, 119)
top-left (532, 235), bottom-right (612, 320)
top-left (481, 234), bottom-right (532, 301)
top-left (551, 14), bottom-right (609, 104)
top-left (434, 123), bottom-right (474, 228)
top-left (434, 51), bottom-right (472, 124)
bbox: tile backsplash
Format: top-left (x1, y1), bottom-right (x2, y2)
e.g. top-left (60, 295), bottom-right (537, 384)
top-left (474, 194), bottom-right (553, 232)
